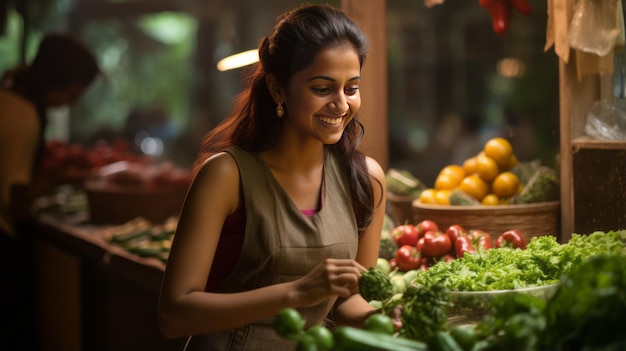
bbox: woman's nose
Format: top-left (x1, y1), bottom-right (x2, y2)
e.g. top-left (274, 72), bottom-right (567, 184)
top-left (329, 95), bottom-right (348, 115)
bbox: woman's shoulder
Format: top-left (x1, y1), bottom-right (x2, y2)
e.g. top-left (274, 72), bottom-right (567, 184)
top-left (364, 155), bottom-right (385, 182)
top-left (0, 89), bottom-right (36, 115)
top-left (194, 151), bottom-right (240, 185)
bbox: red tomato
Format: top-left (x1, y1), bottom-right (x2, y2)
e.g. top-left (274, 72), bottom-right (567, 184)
top-left (421, 230), bottom-right (452, 258)
top-left (496, 229), bottom-right (527, 249)
top-left (415, 237), bottom-right (425, 252)
top-left (445, 224), bottom-right (467, 247)
top-left (416, 220), bottom-right (439, 238)
top-left (395, 245), bottom-right (422, 271)
top-left (391, 224), bottom-right (419, 247)
top-left (431, 254), bottom-right (455, 264)
top-left (470, 229), bottom-right (493, 250)
top-left (389, 258), bottom-right (398, 271)
top-left (455, 236), bottom-right (475, 258)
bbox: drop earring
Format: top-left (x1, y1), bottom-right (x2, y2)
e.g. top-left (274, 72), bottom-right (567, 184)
top-left (276, 102), bottom-right (284, 118)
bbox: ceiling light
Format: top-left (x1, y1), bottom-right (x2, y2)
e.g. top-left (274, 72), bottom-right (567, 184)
top-left (217, 49), bottom-right (259, 71)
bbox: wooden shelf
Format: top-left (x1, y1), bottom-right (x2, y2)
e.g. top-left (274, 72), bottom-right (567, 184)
top-left (572, 138), bottom-right (626, 151)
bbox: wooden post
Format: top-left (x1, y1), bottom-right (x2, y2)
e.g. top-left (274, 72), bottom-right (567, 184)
top-left (342, 0), bottom-right (389, 170)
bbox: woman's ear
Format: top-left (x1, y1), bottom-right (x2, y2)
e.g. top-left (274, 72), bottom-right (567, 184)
top-left (266, 74), bottom-right (284, 103)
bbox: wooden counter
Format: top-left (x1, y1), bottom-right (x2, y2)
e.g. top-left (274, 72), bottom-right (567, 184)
top-left (34, 214), bottom-right (185, 351)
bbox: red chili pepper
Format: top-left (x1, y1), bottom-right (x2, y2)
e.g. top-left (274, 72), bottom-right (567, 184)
top-left (455, 236), bottom-right (475, 259)
top-left (508, 0), bottom-right (532, 15)
top-left (479, 0), bottom-right (496, 8)
top-left (489, 0), bottom-right (510, 35)
top-left (496, 229), bottom-right (527, 249)
top-left (470, 229), bottom-right (493, 250)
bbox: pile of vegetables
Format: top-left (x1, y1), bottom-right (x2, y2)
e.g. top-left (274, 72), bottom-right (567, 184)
top-left (381, 217), bottom-right (529, 274)
top-left (104, 216), bottom-right (177, 262)
top-left (473, 252), bottom-right (626, 350)
top-left (414, 230), bottom-right (626, 291)
top-left (272, 230), bottom-right (626, 350)
top-left (272, 307), bottom-right (428, 351)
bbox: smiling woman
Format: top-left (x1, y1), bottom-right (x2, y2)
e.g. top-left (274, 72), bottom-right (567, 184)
top-left (157, 4), bottom-right (388, 351)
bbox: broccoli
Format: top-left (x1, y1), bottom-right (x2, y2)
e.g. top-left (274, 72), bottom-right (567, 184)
top-left (359, 267), bottom-right (394, 302)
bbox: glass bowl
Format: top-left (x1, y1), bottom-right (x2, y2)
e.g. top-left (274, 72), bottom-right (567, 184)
top-left (446, 282), bottom-right (561, 326)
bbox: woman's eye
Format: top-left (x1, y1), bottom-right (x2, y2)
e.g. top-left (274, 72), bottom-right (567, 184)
top-left (345, 86), bottom-right (359, 95)
top-left (312, 87), bottom-right (330, 94)
top-left (311, 84), bottom-right (359, 95)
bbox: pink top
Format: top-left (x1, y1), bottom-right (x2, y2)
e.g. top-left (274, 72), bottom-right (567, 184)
top-left (300, 209), bottom-right (317, 217)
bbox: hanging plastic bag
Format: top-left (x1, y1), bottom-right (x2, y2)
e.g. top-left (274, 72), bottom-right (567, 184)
top-left (584, 100), bottom-right (626, 140)
top-left (568, 0), bottom-right (623, 57)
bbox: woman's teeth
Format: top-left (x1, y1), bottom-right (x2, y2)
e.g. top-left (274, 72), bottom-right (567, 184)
top-left (319, 116), bottom-right (342, 125)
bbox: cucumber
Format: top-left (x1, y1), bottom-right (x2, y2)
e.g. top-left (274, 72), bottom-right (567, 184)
top-left (428, 331), bottom-right (464, 351)
top-left (109, 228), bottom-right (151, 244)
top-left (333, 326), bottom-right (428, 351)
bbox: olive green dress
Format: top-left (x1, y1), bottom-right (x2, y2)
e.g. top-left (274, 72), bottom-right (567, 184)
top-left (183, 147), bottom-right (359, 351)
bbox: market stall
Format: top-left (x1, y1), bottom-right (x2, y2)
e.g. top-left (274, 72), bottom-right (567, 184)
top-left (15, 0), bottom-right (626, 350)
top-left (34, 210), bottom-right (184, 351)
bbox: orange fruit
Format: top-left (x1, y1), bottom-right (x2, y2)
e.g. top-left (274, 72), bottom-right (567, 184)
top-left (503, 154), bottom-right (518, 171)
top-left (418, 188), bottom-right (438, 204)
top-left (481, 194), bottom-right (500, 205)
top-left (458, 174), bottom-right (489, 201)
top-left (484, 137), bottom-right (513, 168)
top-left (491, 172), bottom-right (520, 198)
top-left (439, 164), bottom-right (465, 178)
top-left (462, 157), bottom-right (479, 175)
top-left (435, 173), bottom-right (459, 190)
top-left (435, 165), bottom-right (465, 190)
top-left (476, 154), bottom-right (500, 182)
top-left (435, 189), bottom-right (452, 205)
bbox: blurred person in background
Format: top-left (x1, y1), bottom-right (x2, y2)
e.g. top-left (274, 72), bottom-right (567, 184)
top-left (0, 32), bottom-right (100, 350)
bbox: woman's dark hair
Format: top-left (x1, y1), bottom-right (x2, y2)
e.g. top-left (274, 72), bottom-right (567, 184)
top-left (194, 4), bottom-right (380, 233)
top-left (9, 32), bottom-right (100, 103)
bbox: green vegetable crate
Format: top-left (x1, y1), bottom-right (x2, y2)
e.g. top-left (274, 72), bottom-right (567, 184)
top-left (412, 200), bottom-right (561, 242)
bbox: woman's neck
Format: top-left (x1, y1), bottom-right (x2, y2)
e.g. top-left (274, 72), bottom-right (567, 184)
top-left (262, 138), bottom-right (325, 174)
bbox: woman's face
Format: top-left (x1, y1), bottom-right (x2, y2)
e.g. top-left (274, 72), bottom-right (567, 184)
top-left (282, 44), bottom-right (361, 145)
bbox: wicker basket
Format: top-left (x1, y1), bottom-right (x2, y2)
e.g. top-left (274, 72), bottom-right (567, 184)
top-left (412, 200), bottom-right (561, 242)
top-left (386, 192), bottom-right (417, 226)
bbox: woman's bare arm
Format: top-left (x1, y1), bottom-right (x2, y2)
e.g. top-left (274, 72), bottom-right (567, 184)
top-left (331, 156), bottom-right (387, 327)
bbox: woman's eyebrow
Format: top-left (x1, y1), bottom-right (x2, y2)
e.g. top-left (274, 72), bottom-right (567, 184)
top-left (307, 75), bottom-right (361, 82)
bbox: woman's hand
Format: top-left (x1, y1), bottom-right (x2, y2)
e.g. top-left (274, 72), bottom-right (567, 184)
top-left (290, 258), bottom-right (366, 307)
